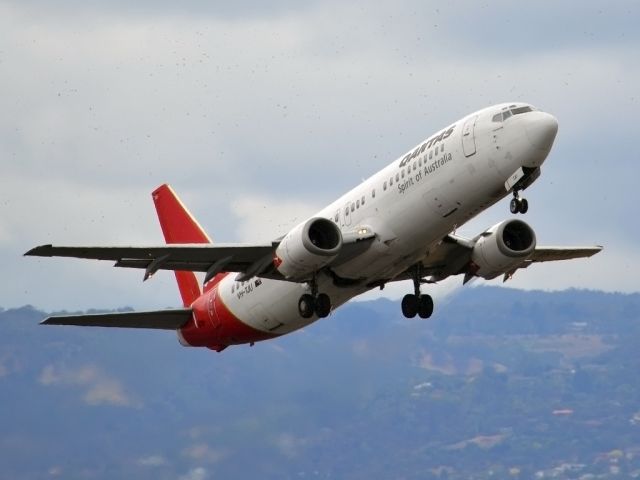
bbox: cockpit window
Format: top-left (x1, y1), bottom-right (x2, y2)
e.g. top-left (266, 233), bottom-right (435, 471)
top-left (511, 106), bottom-right (533, 115)
top-left (492, 105), bottom-right (534, 122)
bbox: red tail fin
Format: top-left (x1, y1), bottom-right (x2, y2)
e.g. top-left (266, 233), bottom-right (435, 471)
top-left (152, 184), bottom-right (211, 307)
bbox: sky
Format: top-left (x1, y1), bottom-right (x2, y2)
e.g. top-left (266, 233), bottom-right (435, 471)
top-left (1, 0), bottom-right (638, 311)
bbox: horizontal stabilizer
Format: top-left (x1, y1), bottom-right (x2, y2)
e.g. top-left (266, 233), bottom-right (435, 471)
top-left (41, 308), bottom-right (193, 330)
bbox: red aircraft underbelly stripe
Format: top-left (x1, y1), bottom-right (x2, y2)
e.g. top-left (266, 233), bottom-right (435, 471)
top-left (181, 283), bottom-right (279, 350)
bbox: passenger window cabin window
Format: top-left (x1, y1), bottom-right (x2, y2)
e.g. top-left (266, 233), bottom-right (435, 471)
top-left (351, 203), bottom-right (355, 212)
top-left (334, 213), bottom-right (339, 222)
top-left (372, 189), bottom-right (376, 198)
top-left (383, 181), bottom-right (387, 191)
top-left (401, 169), bottom-right (405, 178)
top-left (413, 163), bottom-right (417, 171)
top-left (429, 151), bottom-right (433, 159)
top-left (390, 177), bottom-right (393, 186)
top-left (396, 173), bottom-right (399, 182)
top-left (361, 195), bottom-right (365, 205)
top-left (356, 199), bottom-right (360, 209)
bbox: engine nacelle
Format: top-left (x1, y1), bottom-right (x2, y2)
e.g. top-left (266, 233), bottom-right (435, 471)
top-left (471, 219), bottom-right (536, 280)
top-left (274, 217), bottom-right (343, 280)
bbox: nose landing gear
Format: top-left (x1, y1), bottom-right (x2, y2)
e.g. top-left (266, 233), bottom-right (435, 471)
top-left (510, 190), bottom-right (529, 214)
top-left (401, 265), bottom-right (434, 319)
top-left (505, 167), bottom-right (539, 215)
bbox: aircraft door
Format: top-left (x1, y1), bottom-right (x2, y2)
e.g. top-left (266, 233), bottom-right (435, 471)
top-left (343, 203), bottom-right (352, 226)
top-left (462, 115), bottom-right (478, 157)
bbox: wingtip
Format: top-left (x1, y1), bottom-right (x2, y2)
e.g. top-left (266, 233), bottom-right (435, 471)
top-left (24, 244), bottom-right (53, 257)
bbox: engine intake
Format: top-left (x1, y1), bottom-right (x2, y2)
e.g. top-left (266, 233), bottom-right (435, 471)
top-left (275, 217), bottom-right (343, 280)
top-left (471, 219), bottom-right (536, 280)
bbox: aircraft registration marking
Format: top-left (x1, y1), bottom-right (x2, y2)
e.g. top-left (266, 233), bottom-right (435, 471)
top-left (235, 278), bottom-right (263, 300)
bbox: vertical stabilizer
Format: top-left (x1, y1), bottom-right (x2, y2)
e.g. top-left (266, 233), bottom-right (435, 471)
top-left (152, 184), bottom-right (211, 307)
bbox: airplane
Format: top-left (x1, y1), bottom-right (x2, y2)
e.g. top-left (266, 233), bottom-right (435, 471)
top-left (25, 102), bottom-right (602, 352)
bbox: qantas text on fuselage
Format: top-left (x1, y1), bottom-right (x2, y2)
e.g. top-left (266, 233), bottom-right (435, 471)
top-left (26, 102), bottom-right (602, 352)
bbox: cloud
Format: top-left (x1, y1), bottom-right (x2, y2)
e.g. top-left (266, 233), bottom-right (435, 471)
top-left (38, 364), bottom-right (141, 407)
top-left (272, 432), bottom-right (308, 458)
top-left (230, 195), bottom-right (320, 243)
top-left (0, 354), bottom-right (21, 378)
top-left (179, 467), bottom-right (208, 480)
top-left (182, 443), bottom-right (227, 464)
top-left (48, 466), bottom-right (63, 477)
top-left (9, 0), bottom-right (322, 20)
top-left (1, 1), bottom-right (639, 311)
top-left (137, 455), bottom-right (168, 467)
top-left (351, 339), bottom-right (370, 358)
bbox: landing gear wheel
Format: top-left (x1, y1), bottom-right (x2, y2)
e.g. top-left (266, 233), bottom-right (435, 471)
top-left (510, 193), bottom-right (529, 214)
top-left (418, 295), bottom-right (434, 319)
top-left (315, 293), bottom-right (331, 318)
top-left (401, 294), bottom-right (419, 318)
top-left (510, 197), bottom-right (520, 214)
top-left (298, 294), bottom-right (315, 319)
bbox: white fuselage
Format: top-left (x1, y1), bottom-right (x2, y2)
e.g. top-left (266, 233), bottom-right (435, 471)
top-left (213, 103), bottom-right (557, 336)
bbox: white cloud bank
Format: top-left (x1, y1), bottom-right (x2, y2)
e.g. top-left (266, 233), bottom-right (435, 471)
top-left (2, 1), bottom-right (638, 310)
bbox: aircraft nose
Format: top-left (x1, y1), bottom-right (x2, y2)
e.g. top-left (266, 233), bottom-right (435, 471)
top-left (525, 112), bottom-right (558, 152)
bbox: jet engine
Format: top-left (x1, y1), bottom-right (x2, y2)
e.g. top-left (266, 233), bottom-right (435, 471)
top-left (470, 219), bottom-right (536, 280)
top-left (274, 217), bottom-right (343, 280)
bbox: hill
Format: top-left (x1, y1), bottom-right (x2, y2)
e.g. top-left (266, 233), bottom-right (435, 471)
top-left (1, 287), bottom-right (640, 479)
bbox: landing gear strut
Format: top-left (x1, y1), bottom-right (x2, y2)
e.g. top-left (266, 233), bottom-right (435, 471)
top-left (401, 265), bottom-right (434, 319)
top-left (298, 276), bottom-right (331, 319)
top-left (509, 190), bottom-right (529, 215)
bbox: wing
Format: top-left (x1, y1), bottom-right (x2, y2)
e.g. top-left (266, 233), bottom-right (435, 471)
top-left (25, 228), bottom-right (376, 283)
top-left (25, 243), bottom-right (278, 282)
top-left (41, 308), bottom-right (193, 329)
top-left (391, 234), bottom-right (602, 284)
top-left (527, 246), bottom-right (603, 263)
top-left (502, 245), bottom-right (603, 281)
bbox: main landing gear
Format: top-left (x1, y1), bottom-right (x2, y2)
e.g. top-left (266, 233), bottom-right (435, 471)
top-left (509, 190), bottom-right (529, 215)
top-left (298, 276), bottom-right (331, 319)
top-left (401, 266), bottom-right (434, 319)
